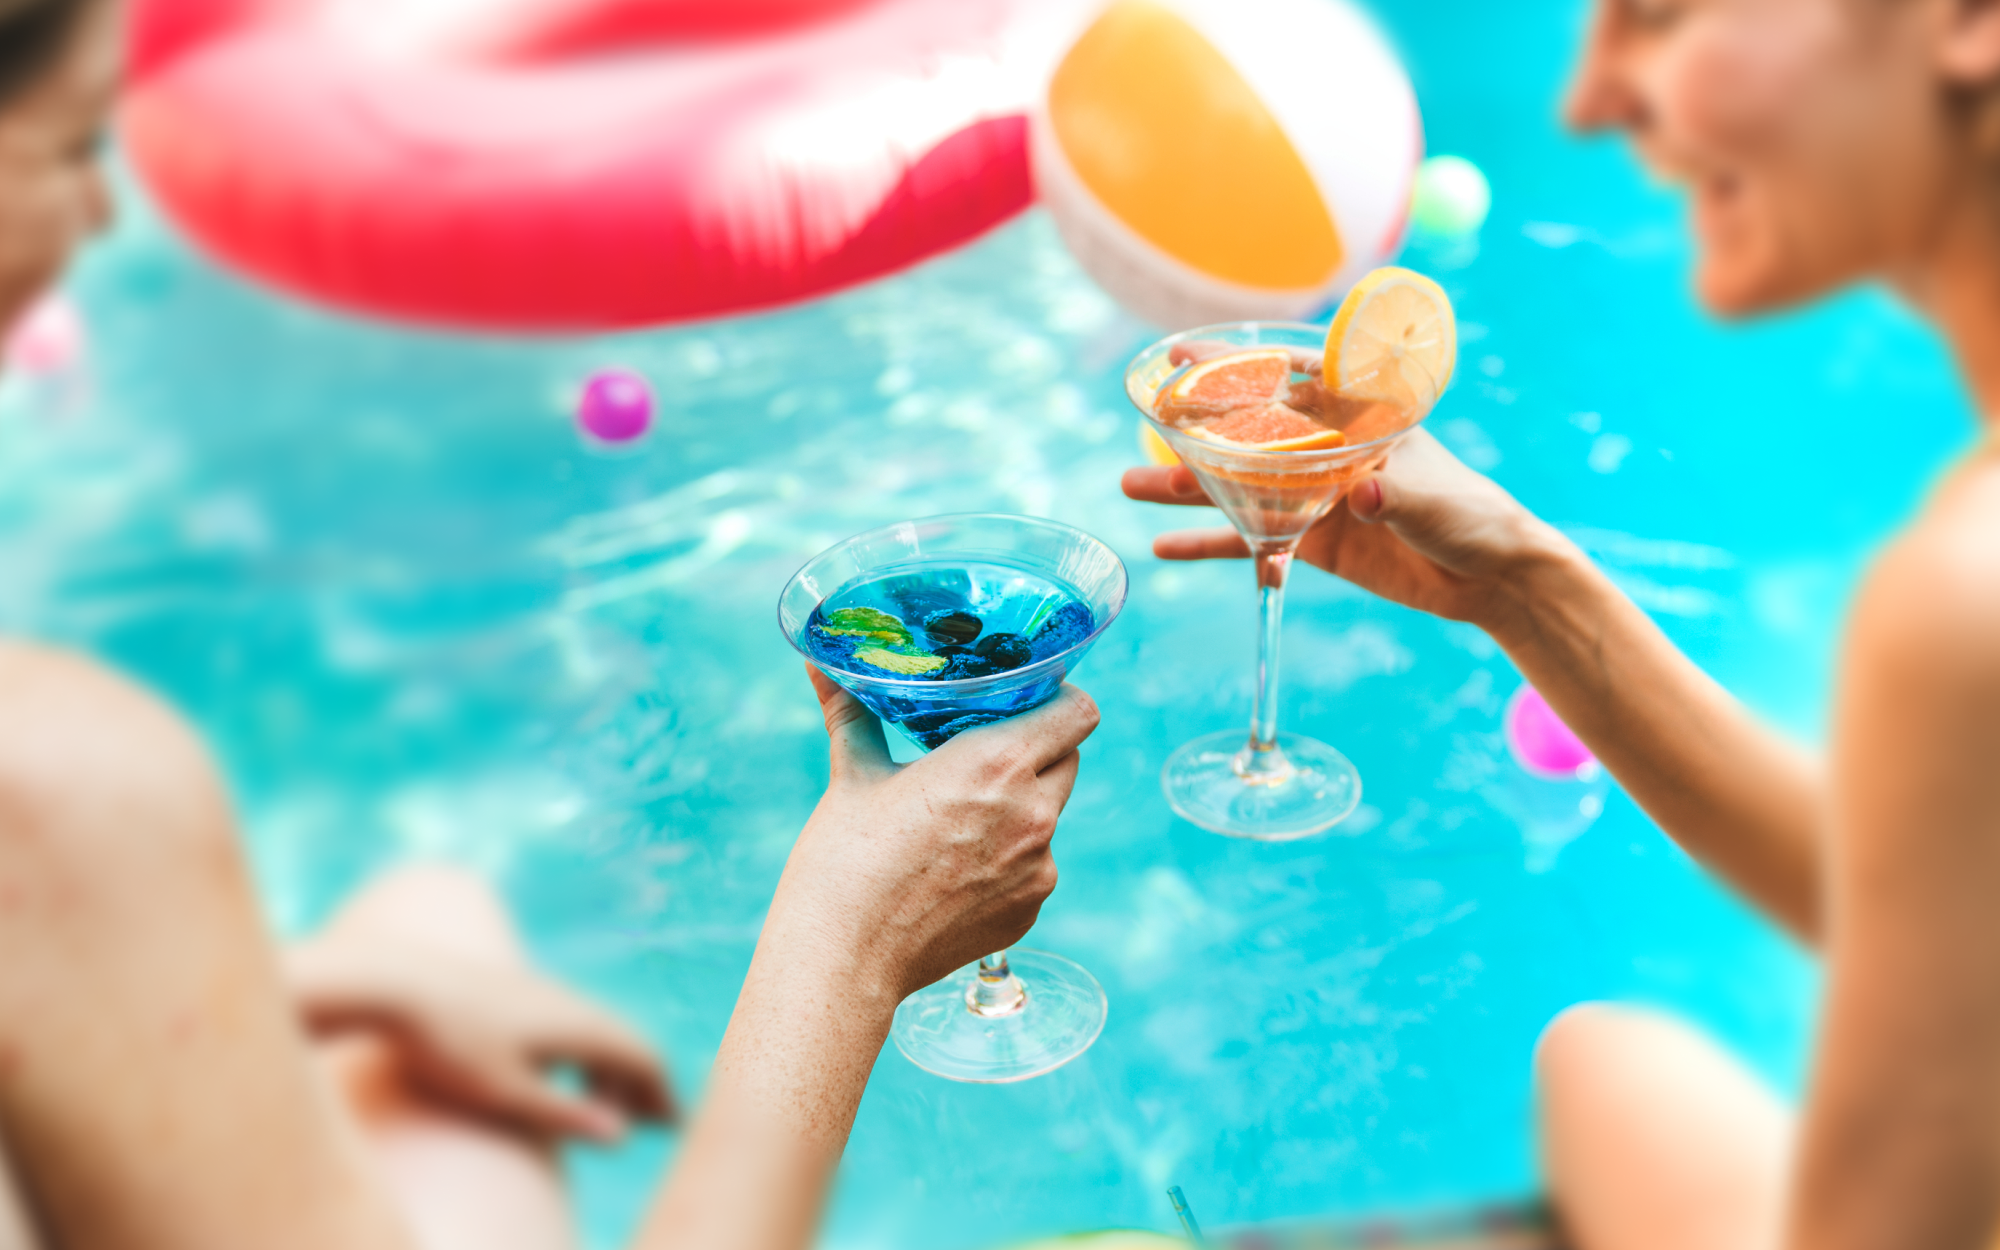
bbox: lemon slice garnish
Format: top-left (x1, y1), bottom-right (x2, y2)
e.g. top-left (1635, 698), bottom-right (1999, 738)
top-left (1325, 266), bottom-right (1456, 401)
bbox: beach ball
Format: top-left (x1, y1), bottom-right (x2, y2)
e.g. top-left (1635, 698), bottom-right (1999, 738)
top-left (1033, 0), bottom-right (1421, 330)
top-left (576, 369), bottom-right (654, 443)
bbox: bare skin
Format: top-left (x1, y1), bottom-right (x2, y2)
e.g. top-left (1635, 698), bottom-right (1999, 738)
top-left (0, 647), bottom-right (1096, 1250)
top-left (640, 672), bottom-right (1096, 1250)
top-left (0, 641), bottom-right (679, 1250)
top-left (0, 644), bottom-right (420, 1250)
top-left (0, 0), bottom-right (113, 331)
top-left (302, 866), bottom-right (646, 1250)
top-left (0, 3), bottom-right (1104, 1248)
top-left (1125, 0), bottom-right (2000, 1245)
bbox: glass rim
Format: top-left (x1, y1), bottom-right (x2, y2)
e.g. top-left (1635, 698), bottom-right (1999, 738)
top-left (776, 511), bottom-right (1128, 692)
top-left (1124, 319), bottom-right (1442, 459)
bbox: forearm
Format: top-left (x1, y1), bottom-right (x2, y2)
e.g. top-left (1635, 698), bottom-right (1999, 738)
top-left (1481, 534), bottom-right (1824, 942)
top-left (636, 897), bottom-right (899, 1250)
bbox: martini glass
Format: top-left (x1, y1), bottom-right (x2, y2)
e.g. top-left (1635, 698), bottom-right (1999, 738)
top-left (778, 514), bottom-right (1127, 1082)
top-left (1127, 322), bottom-right (1440, 840)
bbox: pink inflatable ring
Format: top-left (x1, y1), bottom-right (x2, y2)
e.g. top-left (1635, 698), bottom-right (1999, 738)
top-left (122, 0), bottom-right (1077, 331)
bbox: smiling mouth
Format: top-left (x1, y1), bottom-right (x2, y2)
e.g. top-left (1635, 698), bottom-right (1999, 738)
top-left (1631, 141), bottom-right (1748, 244)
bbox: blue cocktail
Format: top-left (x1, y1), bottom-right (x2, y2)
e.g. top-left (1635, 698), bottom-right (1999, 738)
top-left (780, 514), bottom-right (1127, 1083)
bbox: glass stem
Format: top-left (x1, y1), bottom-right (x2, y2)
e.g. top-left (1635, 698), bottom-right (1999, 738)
top-left (967, 949), bottom-right (1028, 1017)
top-left (1240, 547), bottom-right (1295, 783)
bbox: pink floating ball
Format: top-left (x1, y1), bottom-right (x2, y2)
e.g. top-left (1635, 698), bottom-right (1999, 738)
top-left (577, 369), bottom-right (654, 443)
top-left (6, 294), bottom-right (84, 377)
top-left (1505, 684), bottom-right (1597, 779)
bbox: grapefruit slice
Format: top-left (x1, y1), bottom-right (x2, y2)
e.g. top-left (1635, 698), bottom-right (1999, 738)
top-left (1161, 347), bottom-right (1290, 412)
top-left (1190, 402), bottom-right (1346, 451)
top-left (1325, 267), bottom-right (1456, 401)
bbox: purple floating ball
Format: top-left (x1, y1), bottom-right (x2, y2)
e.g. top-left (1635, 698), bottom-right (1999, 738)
top-left (1505, 684), bottom-right (1596, 779)
top-left (577, 369), bottom-right (655, 443)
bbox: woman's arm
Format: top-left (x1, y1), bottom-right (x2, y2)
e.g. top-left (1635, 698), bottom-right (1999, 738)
top-left (1486, 522), bottom-right (1824, 943)
top-left (1787, 497), bottom-right (2000, 1249)
top-left (1126, 430), bottom-right (1824, 941)
top-left (637, 670), bottom-right (1099, 1250)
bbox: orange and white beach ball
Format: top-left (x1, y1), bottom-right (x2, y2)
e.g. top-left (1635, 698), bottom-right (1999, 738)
top-left (1033, 0), bottom-right (1421, 329)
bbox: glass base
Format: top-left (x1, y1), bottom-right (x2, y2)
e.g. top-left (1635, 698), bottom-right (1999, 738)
top-left (890, 949), bottom-right (1107, 1083)
top-left (1162, 730), bottom-right (1362, 841)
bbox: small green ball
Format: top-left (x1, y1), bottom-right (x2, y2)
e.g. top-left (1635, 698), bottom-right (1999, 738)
top-left (1411, 154), bottom-right (1492, 237)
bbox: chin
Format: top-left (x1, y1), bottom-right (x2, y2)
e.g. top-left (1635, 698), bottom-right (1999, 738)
top-left (1694, 264), bottom-right (1778, 319)
top-left (1692, 241), bottom-right (1835, 321)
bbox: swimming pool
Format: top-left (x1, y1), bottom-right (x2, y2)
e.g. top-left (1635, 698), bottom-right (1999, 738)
top-left (1, 0), bottom-right (1973, 1244)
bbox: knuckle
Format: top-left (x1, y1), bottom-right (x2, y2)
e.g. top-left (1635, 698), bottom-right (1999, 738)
top-left (1028, 799), bottom-right (1060, 840)
top-left (1068, 689), bottom-right (1101, 732)
top-left (1033, 859), bottom-right (1059, 897)
top-left (977, 745), bottom-right (1030, 790)
top-left (1013, 895), bottom-right (1047, 937)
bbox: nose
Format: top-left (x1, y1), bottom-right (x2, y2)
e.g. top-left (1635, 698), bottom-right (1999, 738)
top-left (1562, 5), bottom-right (1644, 133)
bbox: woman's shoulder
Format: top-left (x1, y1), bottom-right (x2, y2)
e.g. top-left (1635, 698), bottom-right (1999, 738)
top-left (1850, 456), bottom-right (2000, 677)
top-left (0, 641), bottom-right (212, 802)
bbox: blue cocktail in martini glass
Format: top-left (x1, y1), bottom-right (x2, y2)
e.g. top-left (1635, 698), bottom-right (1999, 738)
top-left (779, 514), bottom-right (1127, 1083)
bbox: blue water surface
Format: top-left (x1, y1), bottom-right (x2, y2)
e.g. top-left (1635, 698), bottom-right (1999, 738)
top-left (0, 0), bottom-right (1975, 1244)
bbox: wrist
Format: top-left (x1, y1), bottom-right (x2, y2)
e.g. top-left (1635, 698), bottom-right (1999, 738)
top-left (1470, 519), bottom-right (1599, 652)
top-left (748, 885), bottom-right (907, 1029)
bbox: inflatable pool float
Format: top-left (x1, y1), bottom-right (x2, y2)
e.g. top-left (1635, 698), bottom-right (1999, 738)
top-left (121, 0), bottom-right (1087, 331)
top-left (1034, 0), bottom-right (1420, 328)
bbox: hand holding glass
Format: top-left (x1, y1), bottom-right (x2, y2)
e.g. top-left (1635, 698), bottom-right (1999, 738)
top-left (1126, 322), bottom-right (1440, 840)
top-left (779, 514), bottom-right (1126, 1082)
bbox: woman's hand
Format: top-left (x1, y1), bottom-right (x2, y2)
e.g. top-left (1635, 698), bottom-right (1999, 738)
top-left (1129, 408), bottom-right (1830, 944)
top-left (637, 670), bottom-right (1102, 1250)
top-left (774, 668), bottom-right (1101, 1003)
top-left (1122, 427), bottom-right (1572, 631)
top-left (287, 938), bottom-right (676, 1142)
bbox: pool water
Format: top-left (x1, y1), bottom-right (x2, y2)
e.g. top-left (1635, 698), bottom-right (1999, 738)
top-left (2, 0), bottom-right (1975, 1244)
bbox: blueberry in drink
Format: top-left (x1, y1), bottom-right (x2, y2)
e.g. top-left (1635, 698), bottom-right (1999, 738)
top-left (799, 560), bottom-right (1097, 749)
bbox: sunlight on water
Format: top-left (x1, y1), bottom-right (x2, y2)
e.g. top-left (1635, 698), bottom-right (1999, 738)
top-left (0, 1), bottom-right (1975, 1245)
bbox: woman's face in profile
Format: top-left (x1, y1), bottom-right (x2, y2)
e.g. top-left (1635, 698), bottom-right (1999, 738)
top-left (1565, 0), bottom-right (1972, 317)
top-left (0, 0), bottom-right (118, 337)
